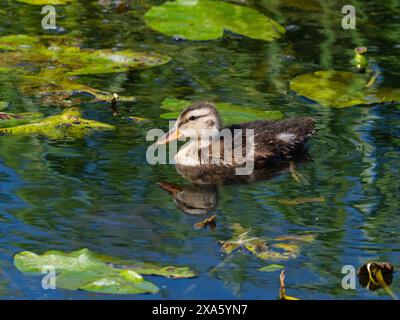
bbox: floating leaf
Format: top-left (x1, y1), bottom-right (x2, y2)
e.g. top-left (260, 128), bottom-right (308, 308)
top-left (144, 0), bottom-right (285, 41)
top-left (259, 264), bottom-right (284, 272)
top-left (290, 70), bottom-right (400, 108)
top-left (160, 98), bottom-right (283, 126)
top-left (14, 248), bottom-right (195, 294)
top-left (219, 224), bottom-right (315, 261)
top-left (0, 35), bottom-right (170, 105)
top-left (0, 112), bottom-right (44, 128)
top-left (0, 107), bottom-right (114, 139)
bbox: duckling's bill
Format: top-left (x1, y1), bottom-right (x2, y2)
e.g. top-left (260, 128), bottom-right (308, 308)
top-left (157, 127), bottom-right (182, 145)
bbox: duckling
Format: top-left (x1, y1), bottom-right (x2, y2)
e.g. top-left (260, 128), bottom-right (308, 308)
top-left (157, 102), bottom-right (315, 169)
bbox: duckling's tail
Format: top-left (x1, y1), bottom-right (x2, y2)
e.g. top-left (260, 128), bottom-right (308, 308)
top-left (273, 117), bottom-right (316, 158)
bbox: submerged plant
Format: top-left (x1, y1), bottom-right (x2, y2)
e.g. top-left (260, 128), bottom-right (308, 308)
top-left (14, 248), bottom-right (196, 294)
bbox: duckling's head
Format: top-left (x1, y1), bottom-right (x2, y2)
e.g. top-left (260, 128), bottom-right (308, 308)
top-left (157, 102), bottom-right (221, 145)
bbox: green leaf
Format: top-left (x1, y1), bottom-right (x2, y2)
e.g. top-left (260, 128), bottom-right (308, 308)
top-left (259, 264), bottom-right (284, 272)
top-left (0, 35), bottom-right (170, 106)
top-left (290, 70), bottom-right (400, 108)
top-left (144, 0), bottom-right (285, 41)
top-left (160, 98), bottom-right (283, 126)
top-left (14, 248), bottom-right (195, 294)
top-left (0, 107), bottom-right (114, 139)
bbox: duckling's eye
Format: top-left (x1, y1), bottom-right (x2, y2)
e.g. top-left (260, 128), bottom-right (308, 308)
top-left (189, 116), bottom-right (196, 121)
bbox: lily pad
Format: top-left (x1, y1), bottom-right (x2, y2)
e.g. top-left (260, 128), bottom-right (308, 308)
top-left (0, 107), bottom-right (114, 139)
top-left (160, 98), bottom-right (283, 125)
top-left (259, 264), bottom-right (284, 272)
top-left (144, 0), bottom-right (285, 41)
top-left (290, 70), bottom-right (400, 108)
top-left (14, 248), bottom-right (195, 294)
top-left (0, 112), bottom-right (44, 128)
top-left (219, 224), bottom-right (315, 261)
top-left (0, 35), bottom-right (170, 105)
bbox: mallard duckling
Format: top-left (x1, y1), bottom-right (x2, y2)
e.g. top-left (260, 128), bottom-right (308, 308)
top-left (157, 102), bottom-right (315, 169)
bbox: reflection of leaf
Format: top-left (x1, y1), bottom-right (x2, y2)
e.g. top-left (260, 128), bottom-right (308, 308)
top-left (259, 264), bottom-right (284, 272)
top-left (220, 224), bottom-right (315, 261)
top-left (144, 0), bottom-right (285, 41)
top-left (160, 98), bottom-right (283, 126)
top-left (0, 107), bottom-right (114, 139)
top-left (14, 248), bottom-right (195, 294)
top-left (290, 70), bottom-right (400, 108)
top-left (0, 112), bottom-right (43, 128)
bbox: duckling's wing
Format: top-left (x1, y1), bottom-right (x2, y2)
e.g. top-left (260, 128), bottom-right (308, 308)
top-left (226, 118), bottom-right (316, 161)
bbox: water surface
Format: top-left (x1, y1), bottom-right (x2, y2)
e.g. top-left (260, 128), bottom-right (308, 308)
top-left (0, 0), bottom-right (399, 299)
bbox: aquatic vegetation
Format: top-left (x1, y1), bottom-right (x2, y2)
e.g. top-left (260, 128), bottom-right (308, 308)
top-left (14, 248), bottom-right (195, 294)
top-left (219, 224), bottom-right (315, 261)
top-left (290, 70), bottom-right (400, 108)
top-left (279, 270), bottom-right (299, 300)
top-left (194, 215), bottom-right (217, 230)
top-left (352, 47), bottom-right (369, 72)
top-left (144, 0), bottom-right (285, 41)
top-left (0, 34), bottom-right (170, 105)
top-left (0, 112), bottom-right (44, 128)
top-left (0, 107), bottom-right (114, 139)
top-left (160, 98), bottom-right (283, 125)
top-left (259, 264), bottom-right (284, 272)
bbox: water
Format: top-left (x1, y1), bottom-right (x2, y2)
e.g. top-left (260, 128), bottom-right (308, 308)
top-left (0, 0), bottom-right (399, 299)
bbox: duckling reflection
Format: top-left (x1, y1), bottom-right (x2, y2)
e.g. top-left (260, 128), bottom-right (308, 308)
top-left (158, 182), bottom-right (217, 215)
top-left (159, 158), bottom-right (308, 215)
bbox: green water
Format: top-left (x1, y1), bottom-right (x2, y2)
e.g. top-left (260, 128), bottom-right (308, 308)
top-left (0, 0), bottom-right (399, 299)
